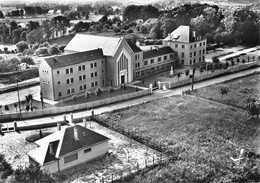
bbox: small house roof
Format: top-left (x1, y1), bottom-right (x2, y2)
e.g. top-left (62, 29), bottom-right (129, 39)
top-left (126, 41), bottom-right (142, 53)
top-left (28, 125), bottom-right (110, 165)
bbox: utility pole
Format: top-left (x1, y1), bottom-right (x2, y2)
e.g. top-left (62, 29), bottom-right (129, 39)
top-left (16, 80), bottom-right (21, 116)
top-left (191, 68), bottom-right (196, 91)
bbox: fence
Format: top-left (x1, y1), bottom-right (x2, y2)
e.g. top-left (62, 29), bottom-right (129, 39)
top-left (0, 89), bottom-right (152, 122)
top-left (169, 61), bottom-right (260, 89)
top-left (91, 115), bottom-right (173, 182)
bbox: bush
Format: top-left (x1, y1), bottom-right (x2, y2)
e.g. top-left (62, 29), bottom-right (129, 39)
top-left (35, 47), bottom-right (49, 56)
top-left (21, 56), bottom-right (35, 65)
top-left (114, 27), bottom-right (120, 33)
top-left (0, 153), bottom-right (13, 179)
top-left (127, 29), bottom-right (133, 33)
top-left (16, 41), bottom-right (29, 53)
top-left (48, 44), bottom-right (60, 55)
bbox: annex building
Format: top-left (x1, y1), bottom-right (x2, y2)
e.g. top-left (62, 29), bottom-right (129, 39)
top-left (39, 25), bottom-right (204, 101)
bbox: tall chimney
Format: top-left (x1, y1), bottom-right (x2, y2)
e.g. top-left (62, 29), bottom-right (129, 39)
top-left (192, 31), bottom-right (196, 41)
top-left (168, 33), bottom-right (171, 41)
top-left (74, 127), bottom-right (79, 141)
top-left (49, 143), bottom-right (54, 155)
top-left (57, 122), bottom-right (61, 131)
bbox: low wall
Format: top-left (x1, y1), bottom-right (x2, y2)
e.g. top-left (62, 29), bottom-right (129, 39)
top-left (0, 89), bottom-right (152, 122)
top-left (170, 61), bottom-right (259, 89)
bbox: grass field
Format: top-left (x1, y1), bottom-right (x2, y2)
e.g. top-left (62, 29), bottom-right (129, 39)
top-left (100, 94), bottom-right (260, 182)
top-left (191, 72), bottom-right (260, 108)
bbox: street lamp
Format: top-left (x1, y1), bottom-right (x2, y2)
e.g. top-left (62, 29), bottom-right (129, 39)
top-left (16, 78), bottom-right (21, 115)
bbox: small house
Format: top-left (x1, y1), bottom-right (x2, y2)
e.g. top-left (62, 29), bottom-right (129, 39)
top-left (27, 125), bottom-right (110, 173)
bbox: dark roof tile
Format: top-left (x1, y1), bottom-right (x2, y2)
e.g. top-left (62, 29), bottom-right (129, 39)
top-left (45, 49), bottom-right (104, 69)
top-left (126, 41), bottom-right (142, 53)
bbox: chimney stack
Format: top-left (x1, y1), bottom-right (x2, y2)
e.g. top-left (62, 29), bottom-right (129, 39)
top-left (57, 122), bottom-right (61, 131)
top-left (49, 143), bottom-right (54, 155)
top-left (192, 31), bottom-right (196, 41)
top-left (74, 127), bottom-right (79, 141)
top-left (69, 113), bottom-right (74, 126)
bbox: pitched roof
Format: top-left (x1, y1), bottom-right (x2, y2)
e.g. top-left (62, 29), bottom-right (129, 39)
top-left (64, 34), bottom-right (122, 56)
top-left (163, 25), bottom-right (201, 43)
top-left (143, 46), bottom-right (175, 60)
top-left (44, 49), bottom-right (103, 69)
top-left (126, 41), bottom-right (142, 53)
top-left (28, 125), bottom-right (110, 165)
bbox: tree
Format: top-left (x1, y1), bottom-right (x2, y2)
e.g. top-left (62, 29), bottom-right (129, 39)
top-left (0, 153), bottom-right (13, 179)
top-left (95, 87), bottom-right (102, 99)
top-left (21, 56), bottom-right (35, 66)
top-left (25, 94), bottom-right (33, 111)
top-left (245, 99), bottom-right (260, 119)
top-left (72, 95), bottom-right (77, 102)
top-left (177, 72), bottom-right (181, 81)
top-left (185, 69), bottom-right (190, 79)
top-left (108, 86), bottom-right (114, 98)
top-left (140, 5), bottom-right (159, 21)
top-left (219, 86), bottom-right (229, 99)
top-left (48, 44), bottom-right (60, 55)
top-left (26, 28), bottom-right (44, 44)
top-left (200, 66), bottom-right (204, 75)
top-left (85, 90), bottom-right (91, 102)
top-left (16, 41), bottom-right (29, 53)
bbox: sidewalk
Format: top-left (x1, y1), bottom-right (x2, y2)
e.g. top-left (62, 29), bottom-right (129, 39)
top-left (1, 66), bottom-right (259, 131)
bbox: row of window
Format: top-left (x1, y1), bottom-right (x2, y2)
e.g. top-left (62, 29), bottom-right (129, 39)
top-left (174, 41), bottom-right (206, 49)
top-left (62, 62), bottom-right (100, 75)
top-left (144, 54), bottom-right (174, 66)
top-left (42, 70), bottom-right (49, 74)
top-left (189, 56), bottom-right (205, 65)
top-left (64, 148), bottom-right (92, 164)
top-left (135, 62), bottom-right (172, 78)
top-left (135, 54), bottom-right (140, 61)
top-left (43, 80), bottom-right (50, 84)
top-left (189, 49), bottom-right (206, 58)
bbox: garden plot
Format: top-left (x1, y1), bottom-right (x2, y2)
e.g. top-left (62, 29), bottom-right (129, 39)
top-left (0, 122), bottom-right (163, 182)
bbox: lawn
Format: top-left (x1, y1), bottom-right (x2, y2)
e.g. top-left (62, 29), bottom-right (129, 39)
top-left (191, 72), bottom-right (260, 108)
top-left (99, 95), bottom-right (260, 182)
top-left (0, 122), bottom-right (162, 182)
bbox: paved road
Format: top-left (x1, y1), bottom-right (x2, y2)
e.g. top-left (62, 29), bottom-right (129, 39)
top-left (1, 66), bottom-right (260, 130)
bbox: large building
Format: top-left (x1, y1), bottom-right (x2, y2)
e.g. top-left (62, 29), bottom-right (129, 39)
top-left (163, 25), bottom-right (206, 66)
top-left (40, 34), bottom-right (178, 101)
top-left (27, 125), bottom-right (110, 173)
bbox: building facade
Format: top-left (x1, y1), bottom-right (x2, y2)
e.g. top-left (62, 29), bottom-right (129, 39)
top-left (163, 25), bottom-right (207, 66)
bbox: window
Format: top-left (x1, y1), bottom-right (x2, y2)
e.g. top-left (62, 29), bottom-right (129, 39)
top-left (199, 57), bottom-right (201, 62)
top-left (175, 44), bottom-right (178, 48)
top-left (144, 60), bottom-right (148, 66)
top-left (70, 78), bottom-right (74, 83)
top-left (79, 76), bottom-right (82, 81)
top-left (194, 59), bottom-right (196, 64)
top-left (94, 63), bottom-right (97, 67)
top-left (91, 73), bottom-right (94, 77)
top-left (150, 59), bottom-right (154, 64)
top-left (200, 42), bottom-right (202, 46)
top-left (70, 68), bottom-right (73, 73)
top-left (71, 88), bottom-right (75, 93)
top-left (194, 44), bottom-right (197, 48)
top-left (79, 86), bottom-right (83, 91)
top-left (182, 45), bottom-right (185, 49)
top-left (203, 42), bottom-right (206, 45)
top-left (135, 55), bottom-right (138, 60)
top-left (91, 82), bottom-right (94, 87)
top-left (199, 50), bottom-right (201, 55)
top-left (181, 52), bottom-right (184, 58)
top-left (203, 49), bottom-right (205, 54)
top-left (137, 63), bottom-right (140, 68)
top-left (91, 63), bottom-right (93, 68)
top-left (64, 153), bottom-right (78, 164)
top-left (82, 65), bottom-right (85, 70)
top-left (190, 52), bottom-right (192, 58)
top-left (67, 89), bottom-right (70, 95)
top-left (57, 71), bottom-right (60, 74)
top-left (78, 66), bottom-right (81, 71)
top-left (203, 56), bottom-right (205, 61)
top-left (190, 60), bottom-right (192, 65)
top-left (164, 56), bottom-right (167, 60)
top-left (66, 79), bottom-right (70, 84)
top-left (58, 92), bottom-right (62, 97)
top-left (190, 45), bottom-right (193, 49)
top-left (158, 57), bottom-right (161, 62)
top-left (95, 81), bottom-right (98, 86)
top-left (83, 85), bottom-right (87, 89)
top-left (181, 60), bottom-right (184, 65)
top-left (102, 70), bottom-right (104, 73)
top-left (194, 52), bottom-right (196, 56)
top-left (83, 75), bottom-right (86, 80)
top-left (94, 72), bottom-right (97, 77)
top-left (58, 81), bottom-right (60, 85)
top-left (66, 69), bottom-right (69, 74)
top-left (84, 148), bottom-right (91, 153)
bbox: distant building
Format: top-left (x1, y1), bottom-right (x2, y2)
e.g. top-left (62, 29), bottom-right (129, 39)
top-left (27, 125), bottom-right (110, 173)
top-left (163, 25), bottom-right (207, 66)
